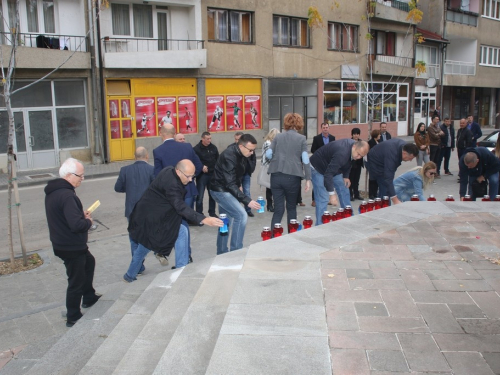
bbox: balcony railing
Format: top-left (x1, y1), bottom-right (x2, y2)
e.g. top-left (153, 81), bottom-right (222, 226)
top-left (446, 9), bottom-right (478, 26)
top-left (417, 63), bottom-right (440, 78)
top-left (0, 32), bottom-right (89, 52)
top-left (102, 37), bottom-right (205, 53)
top-left (375, 54), bottom-right (413, 67)
top-left (444, 60), bottom-right (476, 75)
top-left (374, 0), bottom-right (410, 12)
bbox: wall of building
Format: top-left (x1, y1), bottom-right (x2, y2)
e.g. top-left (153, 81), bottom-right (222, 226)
top-left (58, 0), bottom-right (86, 35)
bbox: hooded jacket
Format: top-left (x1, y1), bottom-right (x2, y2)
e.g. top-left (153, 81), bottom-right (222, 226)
top-left (459, 147), bottom-right (500, 197)
top-left (44, 178), bottom-right (91, 253)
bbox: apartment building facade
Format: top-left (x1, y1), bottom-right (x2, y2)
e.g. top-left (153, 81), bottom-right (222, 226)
top-left (419, 0), bottom-right (500, 127)
top-left (0, 0), bottom-right (94, 171)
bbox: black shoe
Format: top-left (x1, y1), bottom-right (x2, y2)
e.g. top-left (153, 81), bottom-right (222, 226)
top-left (354, 195), bottom-right (363, 201)
top-left (66, 318), bottom-right (80, 327)
top-left (189, 255), bottom-right (193, 264)
top-left (171, 266), bottom-right (176, 270)
top-left (209, 213), bottom-right (219, 218)
top-left (82, 294), bottom-right (102, 309)
top-left (247, 211), bottom-right (254, 217)
top-left (267, 206), bottom-right (274, 212)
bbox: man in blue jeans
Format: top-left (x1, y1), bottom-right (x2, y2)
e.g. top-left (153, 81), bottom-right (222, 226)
top-left (459, 147), bottom-right (500, 201)
top-left (125, 161), bottom-right (222, 282)
top-left (310, 139), bottom-right (369, 225)
top-left (232, 132), bottom-right (257, 217)
top-left (210, 134), bottom-right (261, 254)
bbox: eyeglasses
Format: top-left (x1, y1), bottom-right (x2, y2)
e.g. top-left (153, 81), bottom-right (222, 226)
top-left (429, 172), bottom-right (437, 176)
top-left (72, 173), bottom-right (84, 179)
top-left (241, 144), bottom-right (255, 153)
top-left (178, 169), bottom-right (195, 180)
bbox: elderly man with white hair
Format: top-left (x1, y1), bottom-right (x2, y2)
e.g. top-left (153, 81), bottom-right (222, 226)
top-left (44, 158), bottom-right (101, 327)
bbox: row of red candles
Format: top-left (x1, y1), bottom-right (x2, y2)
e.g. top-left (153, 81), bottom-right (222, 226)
top-left (261, 194), bottom-right (500, 241)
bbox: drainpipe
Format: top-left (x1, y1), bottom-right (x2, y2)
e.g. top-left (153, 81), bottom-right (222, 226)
top-left (441, 0), bottom-right (447, 117)
top-left (95, 0), bottom-right (108, 163)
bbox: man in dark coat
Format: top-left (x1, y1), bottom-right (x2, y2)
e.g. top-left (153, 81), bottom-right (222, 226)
top-left (467, 115), bottom-right (483, 147)
top-left (456, 118), bottom-right (474, 160)
top-left (349, 128), bottom-right (364, 201)
top-left (232, 132), bottom-right (257, 217)
top-left (114, 147), bottom-right (154, 219)
top-left (125, 160), bottom-right (222, 282)
top-left (114, 147), bottom-right (154, 276)
top-left (153, 124), bottom-right (203, 262)
top-left (366, 139), bottom-right (419, 205)
top-left (45, 158), bottom-right (101, 327)
top-left (378, 122), bottom-right (392, 142)
top-left (437, 117), bottom-right (456, 176)
top-left (210, 134), bottom-right (261, 254)
top-left (310, 139), bottom-right (369, 225)
top-left (459, 147), bottom-right (500, 201)
top-left (193, 131), bottom-right (219, 217)
top-left (310, 123), bottom-right (335, 206)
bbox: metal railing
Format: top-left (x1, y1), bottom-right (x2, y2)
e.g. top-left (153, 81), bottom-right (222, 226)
top-left (444, 60), bottom-right (476, 75)
top-left (373, 0), bottom-right (410, 12)
top-left (446, 9), bottom-right (478, 26)
top-left (102, 37), bottom-right (205, 53)
top-left (0, 32), bottom-right (89, 52)
top-left (375, 54), bottom-right (413, 67)
top-left (417, 63), bottom-right (440, 78)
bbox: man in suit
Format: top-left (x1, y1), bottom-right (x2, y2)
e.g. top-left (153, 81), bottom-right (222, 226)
top-left (437, 117), bottom-right (455, 176)
top-left (467, 115), bottom-right (483, 147)
top-left (114, 147), bottom-right (154, 275)
top-left (378, 122), bottom-right (392, 142)
top-left (153, 124), bottom-right (203, 268)
top-left (366, 139), bottom-right (419, 205)
top-left (310, 123), bottom-right (335, 206)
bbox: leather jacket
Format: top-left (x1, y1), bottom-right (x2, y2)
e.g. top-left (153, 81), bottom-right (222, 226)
top-left (209, 143), bottom-right (252, 205)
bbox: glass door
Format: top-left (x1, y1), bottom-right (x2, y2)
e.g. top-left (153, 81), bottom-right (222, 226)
top-left (27, 110), bottom-right (58, 169)
top-left (108, 98), bottom-right (135, 161)
top-left (157, 12), bottom-right (168, 50)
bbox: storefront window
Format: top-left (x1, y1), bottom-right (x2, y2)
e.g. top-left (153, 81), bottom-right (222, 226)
top-left (398, 100), bottom-right (407, 121)
top-left (324, 93), bottom-right (341, 124)
top-left (56, 107), bottom-right (88, 148)
top-left (383, 93), bottom-right (397, 122)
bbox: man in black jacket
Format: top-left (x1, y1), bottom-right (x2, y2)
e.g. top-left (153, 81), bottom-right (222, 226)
top-left (437, 117), bottom-right (456, 176)
top-left (45, 158), bottom-right (101, 327)
top-left (378, 122), bottom-right (392, 142)
top-left (459, 147), bottom-right (500, 201)
top-left (125, 160), bottom-right (222, 281)
top-left (366, 139), bottom-right (419, 205)
top-left (210, 134), bottom-right (261, 254)
top-left (233, 132), bottom-right (257, 217)
top-left (193, 132), bottom-right (219, 217)
top-left (456, 118), bottom-right (474, 160)
top-left (310, 123), bottom-right (335, 206)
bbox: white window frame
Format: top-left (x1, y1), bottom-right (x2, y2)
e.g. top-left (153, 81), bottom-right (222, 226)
top-left (3, 0), bottom-right (57, 34)
top-left (483, 0), bottom-right (500, 20)
top-left (111, 2), bottom-right (167, 39)
top-left (273, 15), bottom-right (309, 48)
top-left (480, 45), bottom-right (500, 67)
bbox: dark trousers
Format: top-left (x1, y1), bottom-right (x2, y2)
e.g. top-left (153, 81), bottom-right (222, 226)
top-left (57, 250), bottom-right (97, 321)
top-left (437, 147), bottom-right (452, 174)
top-left (349, 167), bottom-right (362, 198)
top-left (429, 145), bottom-right (441, 170)
top-left (270, 173), bottom-right (301, 233)
top-left (196, 173), bottom-right (216, 216)
top-left (369, 179), bottom-right (379, 199)
top-left (266, 187), bottom-right (273, 209)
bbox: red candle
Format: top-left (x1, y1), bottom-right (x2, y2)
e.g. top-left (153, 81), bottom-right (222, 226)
top-left (322, 211), bottom-right (331, 224)
top-left (446, 195), bottom-right (455, 202)
top-left (367, 199), bottom-right (375, 211)
top-left (288, 219), bottom-right (299, 233)
top-left (331, 211), bottom-right (337, 221)
top-left (303, 216), bottom-right (313, 228)
top-left (345, 205), bottom-right (353, 217)
top-left (273, 223), bottom-right (283, 237)
top-left (427, 194), bottom-right (436, 201)
top-left (374, 198), bottom-right (382, 209)
top-left (411, 195), bottom-right (420, 201)
top-left (359, 201), bottom-right (368, 213)
top-left (494, 195), bottom-right (500, 201)
top-left (382, 196), bottom-right (390, 208)
top-left (337, 208), bottom-right (345, 219)
top-left (482, 195), bottom-right (490, 201)
top-left (261, 227), bottom-right (271, 241)
top-left (463, 195), bottom-right (472, 201)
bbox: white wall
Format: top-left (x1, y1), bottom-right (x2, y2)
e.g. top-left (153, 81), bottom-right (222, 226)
top-left (447, 38), bottom-right (477, 63)
top-left (57, 0), bottom-right (85, 35)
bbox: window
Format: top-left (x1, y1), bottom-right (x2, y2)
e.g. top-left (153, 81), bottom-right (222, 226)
top-left (480, 45), bottom-right (500, 67)
top-left (112, 3), bottom-right (130, 35)
top-left (369, 31), bottom-right (396, 56)
top-left (26, 0), bottom-right (38, 32)
top-left (133, 4), bottom-right (153, 38)
top-left (43, 0), bottom-right (55, 33)
top-left (207, 8), bottom-right (252, 43)
top-left (23, 0), bottom-right (55, 33)
top-left (273, 15), bottom-right (309, 47)
top-left (328, 23), bottom-right (358, 52)
top-left (483, 0), bottom-right (500, 19)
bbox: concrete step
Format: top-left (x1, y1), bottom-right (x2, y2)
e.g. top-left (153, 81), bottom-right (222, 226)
top-left (23, 271), bottom-right (159, 375)
top-left (79, 264), bottom-right (189, 375)
top-left (152, 248), bottom-right (248, 375)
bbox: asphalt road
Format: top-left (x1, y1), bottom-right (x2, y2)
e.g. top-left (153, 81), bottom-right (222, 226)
top-left (0, 139), bottom-right (492, 262)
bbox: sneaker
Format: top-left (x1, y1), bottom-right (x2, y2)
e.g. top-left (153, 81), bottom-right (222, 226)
top-left (435, 174), bottom-right (441, 179)
top-left (155, 253), bottom-right (169, 266)
top-left (444, 171), bottom-right (453, 176)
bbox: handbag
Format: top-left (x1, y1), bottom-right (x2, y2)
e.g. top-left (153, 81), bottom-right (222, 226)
top-left (471, 180), bottom-right (488, 198)
top-left (257, 163), bottom-right (271, 189)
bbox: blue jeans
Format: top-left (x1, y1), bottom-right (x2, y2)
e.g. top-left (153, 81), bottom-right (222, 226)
top-left (242, 173), bottom-right (251, 213)
top-left (174, 224), bottom-right (189, 268)
top-left (183, 196), bottom-right (194, 256)
top-left (196, 173), bottom-right (216, 216)
top-left (124, 239), bottom-right (151, 282)
top-left (311, 169), bottom-right (351, 225)
top-left (209, 190), bottom-right (248, 255)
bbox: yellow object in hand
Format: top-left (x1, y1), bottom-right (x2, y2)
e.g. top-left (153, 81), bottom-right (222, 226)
top-left (87, 200), bottom-right (101, 213)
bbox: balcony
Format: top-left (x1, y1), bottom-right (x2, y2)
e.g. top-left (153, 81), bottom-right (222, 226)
top-left (446, 9), bottom-right (478, 26)
top-left (444, 60), bottom-right (476, 75)
top-left (0, 32), bottom-right (90, 69)
top-left (368, 54), bottom-right (415, 76)
top-left (101, 37), bottom-right (206, 69)
top-left (368, 0), bottom-right (416, 25)
top-left (417, 63), bottom-right (440, 79)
